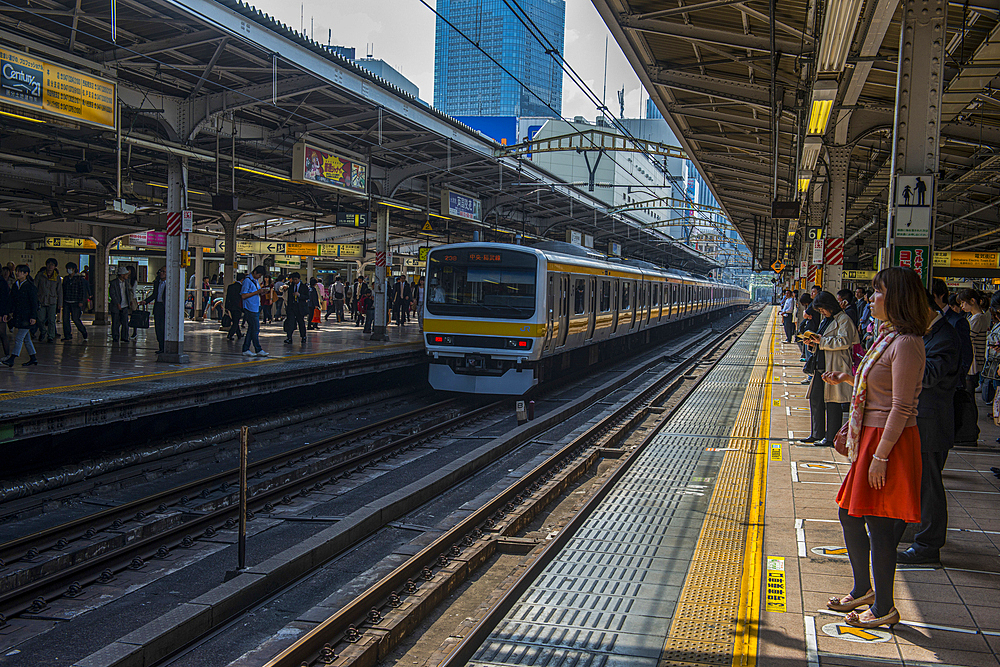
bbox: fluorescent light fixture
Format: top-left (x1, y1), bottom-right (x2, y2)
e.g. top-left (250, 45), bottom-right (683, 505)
top-left (235, 165), bottom-right (291, 182)
top-left (808, 80), bottom-right (838, 135)
top-left (380, 200), bottom-right (419, 212)
top-left (798, 171), bottom-right (812, 193)
top-left (145, 182), bottom-right (209, 195)
top-left (0, 109), bottom-right (45, 123)
top-left (800, 136), bottom-right (823, 171)
top-left (817, 0), bottom-right (865, 73)
top-left (429, 213), bottom-right (451, 219)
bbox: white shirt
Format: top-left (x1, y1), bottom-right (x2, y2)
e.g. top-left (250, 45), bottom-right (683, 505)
top-left (780, 296), bottom-right (794, 315)
top-left (117, 279), bottom-right (130, 309)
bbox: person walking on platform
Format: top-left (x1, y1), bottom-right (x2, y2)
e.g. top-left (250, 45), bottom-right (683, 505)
top-left (893, 290), bottom-right (961, 565)
top-left (3, 265), bottom-right (39, 367)
top-left (143, 266), bottom-right (167, 354)
top-left (779, 290), bottom-right (795, 343)
top-left (108, 266), bottom-right (137, 343)
top-left (822, 267), bottom-right (929, 630)
top-left (283, 272), bottom-right (309, 344)
top-left (61, 262), bottom-right (90, 342)
top-left (391, 276), bottom-right (405, 326)
top-left (34, 258), bottom-right (61, 344)
top-left (415, 276), bottom-right (425, 331)
top-left (402, 278), bottom-right (413, 323)
top-left (241, 266), bottom-right (268, 358)
top-left (307, 278), bottom-right (321, 330)
top-left (224, 275), bottom-right (245, 341)
top-left (801, 291), bottom-right (858, 445)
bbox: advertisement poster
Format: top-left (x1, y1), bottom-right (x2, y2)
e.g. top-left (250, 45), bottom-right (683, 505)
top-left (292, 142), bottom-right (367, 196)
top-left (0, 47), bottom-right (115, 129)
top-left (893, 245), bottom-right (930, 284)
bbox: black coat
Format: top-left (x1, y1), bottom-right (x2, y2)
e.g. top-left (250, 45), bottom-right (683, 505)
top-left (944, 309), bottom-right (973, 377)
top-left (224, 282), bottom-right (242, 312)
top-left (10, 279), bottom-right (39, 329)
top-left (0, 278), bottom-right (10, 320)
top-left (284, 282), bottom-right (309, 318)
top-left (917, 316), bottom-right (962, 452)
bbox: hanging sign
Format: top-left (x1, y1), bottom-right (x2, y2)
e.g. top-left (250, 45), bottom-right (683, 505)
top-left (317, 243), bottom-right (363, 258)
top-left (812, 239), bottom-right (824, 265)
top-left (932, 251), bottom-right (999, 269)
top-left (274, 254), bottom-right (300, 268)
top-left (292, 142), bottom-right (368, 196)
top-left (843, 270), bottom-right (876, 281)
top-left (45, 236), bottom-right (96, 250)
top-left (893, 174), bottom-right (933, 238)
top-left (215, 240), bottom-right (287, 255)
top-left (335, 212), bottom-right (369, 228)
top-left (0, 47), bottom-right (116, 129)
top-left (441, 189), bottom-right (482, 222)
top-left (128, 232), bottom-right (167, 249)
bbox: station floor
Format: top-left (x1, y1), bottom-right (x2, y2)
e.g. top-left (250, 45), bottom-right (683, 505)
top-left (470, 308), bottom-right (1000, 667)
top-left (0, 313), bottom-right (424, 396)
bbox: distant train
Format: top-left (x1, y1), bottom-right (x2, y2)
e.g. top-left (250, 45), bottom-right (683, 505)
top-left (422, 242), bottom-right (750, 395)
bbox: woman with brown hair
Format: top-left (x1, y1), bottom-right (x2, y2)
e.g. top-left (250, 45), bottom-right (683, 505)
top-left (821, 267), bottom-right (930, 629)
top-left (958, 288), bottom-right (988, 393)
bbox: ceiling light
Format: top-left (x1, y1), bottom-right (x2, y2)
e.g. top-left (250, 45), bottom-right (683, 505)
top-left (235, 165), bottom-right (291, 182)
top-left (0, 109), bottom-right (45, 123)
top-left (817, 0), bottom-right (865, 73)
top-left (798, 171), bottom-right (812, 193)
top-left (808, 80), bottom-right (839, 135)
top-left (380, 200), bottom-right (419, 212)
top-left (800, 136), bottom-right (823, 171)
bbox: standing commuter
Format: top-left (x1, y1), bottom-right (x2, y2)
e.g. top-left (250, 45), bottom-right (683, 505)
top-left (260, 276), bottom-right (274, 325)
top-left (932, 279), bottom-right (972, 379)
top-left (283, 272), bottom-right (309, 344)
top-left (779, 290), bottom-right (795, 343)
top-left (0, 269), bottom-right (10, 358)
top-left (61, 262), bottom-right (90, 342)
top-left (415, 276), bottom-right (425, 331)
top-left (143, 266), bottom-right (167, 354)
top-left (307, 278), bottom-right (321, 330)
top-left (391, 276), bottom-right (404, 326)
top-left (801, 291), bottom-right (858, 445)
top-left (837, 289), bottom-right (860, 333)
top-left (108, 266), bottom-right (136, 343)
top-left (2, 265), bottom-right (38, 367)
top-left (272, 275), bottom-right (285, 320)
top-left (893, 291), bottom-right (961, 564)
top-left (822, 267), bottom-right (929, 630)
top-left (958, 289), bottom-right (988, 394)
top-left (241, 265), bottom-right (268, 358)
top-left (127, 266), bottom-right (140, 338)
top-left (225, 274), bottom-right (244, 341)
top-left (331, 276), bottom-right (346, 323)
top-left (402, 277), bottom-right (413, 323)
top-left (34, 257), bottom-right (61, 343)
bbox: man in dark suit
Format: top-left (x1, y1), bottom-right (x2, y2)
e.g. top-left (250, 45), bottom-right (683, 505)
top-left (282, 272), bottom-right (309, 344)
top-left (143, 266), bottom-right (167, 353)
top-left (897, 293), bottom-right (962, 564)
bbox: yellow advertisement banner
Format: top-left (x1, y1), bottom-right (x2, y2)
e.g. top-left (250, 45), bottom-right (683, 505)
top-left (0, 47), bottom-right (115, 129)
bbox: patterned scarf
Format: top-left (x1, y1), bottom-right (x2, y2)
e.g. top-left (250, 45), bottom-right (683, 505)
top-left (846, 323), bottom-right (899, 461)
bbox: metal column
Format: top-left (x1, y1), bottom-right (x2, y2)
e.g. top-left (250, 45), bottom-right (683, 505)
top-left (93, 228), bottom-right (113, 326)
top-left (888, 0), bottom-right (946, 284)
top-left (161, 155), bottom-right (190, 364)
top-left (370, 205), bottom-right (389, 341)
top-left (823, 146), bottom-right (850, 293)
top-left (306, 256), bottom-right (314, 282)
top-left (223, 218), bottom-right (236, 286)
top-left (194, 245), bottom-right (204, 318)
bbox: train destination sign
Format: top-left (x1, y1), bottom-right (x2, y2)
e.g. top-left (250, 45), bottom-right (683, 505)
top-left (0, 47), bottom-right (116, 129)
top-left (292, 142), bottom-right (368, 196)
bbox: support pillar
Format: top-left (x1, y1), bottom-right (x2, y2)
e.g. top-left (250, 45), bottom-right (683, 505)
top-left (93, 228), bottom-right (113, 326)
top-left (822, 146), bottom-right (850, 293)
top-left (370, 205), bottom-right (389, 341)
top-left (888, 0), bottom-right (946, 286)
top-left (306, 256), bottom-right (314, 282)
top-left (194, 245), bottom-right (204, 319)
top-left (161, 155), bottom-right (190, 364)
top-left (223, 218), bottom-right (236, 286)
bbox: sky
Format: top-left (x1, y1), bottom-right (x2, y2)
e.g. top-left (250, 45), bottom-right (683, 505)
top-left (246, 0), bottom-right (648, 122)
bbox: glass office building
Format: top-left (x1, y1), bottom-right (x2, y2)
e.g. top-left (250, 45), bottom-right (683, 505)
top-left (434, 0), bottom-right (565, 118)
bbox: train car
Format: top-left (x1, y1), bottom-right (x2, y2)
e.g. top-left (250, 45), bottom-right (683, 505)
top-left (423, 242), bottom-right (749, 394)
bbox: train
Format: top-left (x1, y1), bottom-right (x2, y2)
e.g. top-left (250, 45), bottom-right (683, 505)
top-left (422, 242), bottom-right (750, 394)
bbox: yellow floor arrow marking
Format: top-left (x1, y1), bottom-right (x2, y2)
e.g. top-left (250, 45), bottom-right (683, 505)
top-left (836, 626), bottom-right (882, 641)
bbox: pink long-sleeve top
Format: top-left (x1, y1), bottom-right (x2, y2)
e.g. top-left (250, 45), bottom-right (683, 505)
top-left (860, 333), bottom-right (925, 445)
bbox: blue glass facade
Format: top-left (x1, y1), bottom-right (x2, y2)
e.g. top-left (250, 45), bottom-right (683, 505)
top-left (434, 0), bottom-right (564, 118)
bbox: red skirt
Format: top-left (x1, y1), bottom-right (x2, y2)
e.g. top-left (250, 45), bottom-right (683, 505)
top-left (836, 424), bottom-right (922, 523)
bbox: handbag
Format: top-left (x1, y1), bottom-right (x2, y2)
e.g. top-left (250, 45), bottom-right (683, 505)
top-left (954, 388), bottom-right (980, 445)
top-left (833, 422), bottom-right (849, 457)
top-left (129, 306), bottom-right (150, 329)
top-left (803, 353), bottom-right (818, 375)
top-left (850, 343), bottom-right (865, 374)
top-left (311, 307), bottom-right (321, 324)
top-left (221, 312), bottom-right (232, 328)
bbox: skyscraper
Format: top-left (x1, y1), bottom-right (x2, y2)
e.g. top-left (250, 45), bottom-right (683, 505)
top-left (434, 0), bottom-right (565, 118)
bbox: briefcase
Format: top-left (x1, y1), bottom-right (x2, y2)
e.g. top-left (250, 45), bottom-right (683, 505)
top-left (129, 307), bottom-right (150, 329)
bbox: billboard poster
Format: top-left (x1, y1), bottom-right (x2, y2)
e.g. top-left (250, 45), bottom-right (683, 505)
top-left (292, 142), bottom-right (367, 196)
top-left (0, 47), bottom-right (116, 129)
top-left (893, 245), bottom-right (929, 284)
top-left (441, 189), bottom-right (482, 222)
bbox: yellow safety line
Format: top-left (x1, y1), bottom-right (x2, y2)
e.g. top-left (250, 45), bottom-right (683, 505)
top-left (731, 309), bottom-right (776, 666)
top-left (0, 342), bottom-right (420, 402)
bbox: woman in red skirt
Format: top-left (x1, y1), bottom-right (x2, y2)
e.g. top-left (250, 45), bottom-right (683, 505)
top-left (822, 267), bottom-right (930, 629)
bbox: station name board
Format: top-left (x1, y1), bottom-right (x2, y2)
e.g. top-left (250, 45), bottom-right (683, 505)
top-left (0, 47), bottom-right (115, 129)
top-left (292, 142), bottom-right (367, 197)
top-left (441, 189), bottom-right (482, 222)
top-left (933, 251), bottom-right (999, 269)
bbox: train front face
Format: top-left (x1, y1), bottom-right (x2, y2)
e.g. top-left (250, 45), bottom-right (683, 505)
top-left (423, 244), bottom-right (544, 395)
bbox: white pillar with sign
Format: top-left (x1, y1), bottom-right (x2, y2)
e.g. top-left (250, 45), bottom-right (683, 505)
top-left (161, 155), bottom-right (190, 364)
top-left (370, 206), bottom-right (389, 341)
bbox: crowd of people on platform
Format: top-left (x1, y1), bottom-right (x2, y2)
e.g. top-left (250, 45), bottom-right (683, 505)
top-left (0, 259), bottom-right (425, 366)
top-left (778, 269), bottom-right (1000, 632)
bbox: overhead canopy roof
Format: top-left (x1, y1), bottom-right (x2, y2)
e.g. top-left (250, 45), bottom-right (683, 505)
top-left (594, 0), bottom-right (1000, 271)
top-left (0, 0), bottom-right (720, 274)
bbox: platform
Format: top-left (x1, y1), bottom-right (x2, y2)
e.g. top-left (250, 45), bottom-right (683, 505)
top-left (468, 307), bottom-right (1000, 667)
top-left (0, 315), bottom-right (425, 470)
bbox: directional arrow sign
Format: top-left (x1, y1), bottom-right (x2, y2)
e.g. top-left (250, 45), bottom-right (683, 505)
top-left (821, 622), bottom-right (891, 643)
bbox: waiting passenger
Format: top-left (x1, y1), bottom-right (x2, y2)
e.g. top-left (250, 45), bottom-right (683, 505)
top-left (0, 269), bottom-right (9, 358)
top-left (34, 257), bottom-right (61, 344)
top-left (801, 291), bottom-right (858, 445)
top-left (282, 272), bottom-right (309, 344)
top-left (109, 266), bottom-right (137, 343)
top-left (3, 265), bottom-right (39, 367)
top-left (822, 267), bottom-right (929, 630)
top-left (143, 266), bottom-right (167, 354)
top-left (61, 262), bottom-right (90, 342)
top-left (225, 274), bottom-right (245, 341)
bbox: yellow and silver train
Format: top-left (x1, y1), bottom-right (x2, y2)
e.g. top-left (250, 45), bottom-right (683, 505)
top-left (423, 242), bottom-right (750, 394)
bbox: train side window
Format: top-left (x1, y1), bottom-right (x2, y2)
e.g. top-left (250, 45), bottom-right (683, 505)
top-left (600, 280), bottom-right (611, 312)
top-left (622, 282), bottom-right (631, 310)
top-left (573, 278), bottom-right (586, 314)
top-left (652, 284), bottom-right (659, 307)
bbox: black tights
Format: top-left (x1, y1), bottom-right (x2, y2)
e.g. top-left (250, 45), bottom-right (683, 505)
top-left (839, 507), bottom-right (901, 617)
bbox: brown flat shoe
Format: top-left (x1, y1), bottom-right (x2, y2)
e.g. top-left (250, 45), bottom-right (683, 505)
top-left (845, 606), bottom-right (899, 629)
top-left (827, 589), bottom-right (874, 612)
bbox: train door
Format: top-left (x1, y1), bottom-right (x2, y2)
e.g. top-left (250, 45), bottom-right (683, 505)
top-left (545, 275), bottom-right (555, 350)
top-left (611, 279), bottom-right (620, 334)
top-left (587, 276), bottom-right (597, 339)
top-left (558, 274), bottom-right (570, 347)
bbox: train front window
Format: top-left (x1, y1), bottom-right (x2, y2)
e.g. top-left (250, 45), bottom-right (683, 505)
top-left (426, 249), bottom-right (537, 319)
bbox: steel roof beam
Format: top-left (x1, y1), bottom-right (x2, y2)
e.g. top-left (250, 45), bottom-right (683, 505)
top-left (670, 107), bottom-right (770, 130)
top-left (101, 29), bottom-right (221, 63)
top-left (619, 15), bottom-right (806, 54)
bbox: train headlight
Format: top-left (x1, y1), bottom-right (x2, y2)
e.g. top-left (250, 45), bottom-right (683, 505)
top-left (506, 339), bottom-right (532, 349)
